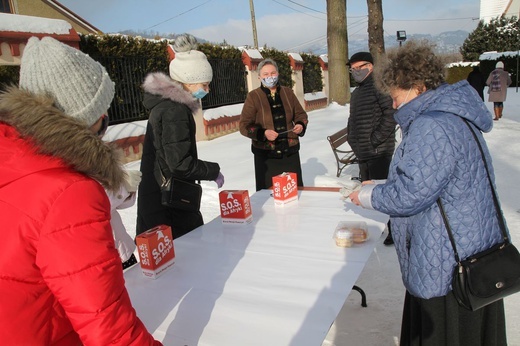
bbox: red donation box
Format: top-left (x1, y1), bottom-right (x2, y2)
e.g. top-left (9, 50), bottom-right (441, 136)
top-left (272, 172), bottom-right (298, 205)
top-left (136, 225), bottom-right (175, 279)
top-left (219, 190), bottom-right (253, 224)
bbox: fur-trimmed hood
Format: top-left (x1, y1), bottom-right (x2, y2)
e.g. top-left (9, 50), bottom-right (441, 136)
top-left (0, 87), bottom-right (124, 192)
top-left (142, 72), bottom-right (200, 113)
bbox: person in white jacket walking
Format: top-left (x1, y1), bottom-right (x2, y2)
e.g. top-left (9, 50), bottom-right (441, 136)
top-left (106, 168), bottom-right (141, 269)
top-left (97, 114), bottom-right (142, 270)
top-left (105, 168), bottom-right (141, 269)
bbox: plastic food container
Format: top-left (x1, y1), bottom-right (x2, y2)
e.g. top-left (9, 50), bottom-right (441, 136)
top-left (333, 221), bottom-right (369, 247)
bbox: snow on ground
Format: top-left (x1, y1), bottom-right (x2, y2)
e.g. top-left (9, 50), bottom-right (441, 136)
top-left (116, 87), bottom-right (520, 346)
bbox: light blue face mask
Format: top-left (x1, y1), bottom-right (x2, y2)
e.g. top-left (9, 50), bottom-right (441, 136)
top-left (261, 76), bottom-right (279, 88)
top-left (192, 88), bottom-right (209, 99)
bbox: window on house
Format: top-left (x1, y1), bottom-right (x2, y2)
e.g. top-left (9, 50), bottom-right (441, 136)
top-left (1, 0), bottom-right (12, 13)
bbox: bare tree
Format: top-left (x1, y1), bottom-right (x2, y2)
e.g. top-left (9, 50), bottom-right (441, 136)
top-left (366, 0), bottom-right (385, 63)
top-left (327, 0), bottom-right (349, 105)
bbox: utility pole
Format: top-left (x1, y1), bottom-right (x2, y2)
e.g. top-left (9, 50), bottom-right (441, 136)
top-left (249, 0), bottom-right (259, 48)
top-left (516, 8), bottom-right (520, 93)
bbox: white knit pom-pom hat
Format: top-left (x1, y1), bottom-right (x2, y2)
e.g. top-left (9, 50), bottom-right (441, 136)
top-left (169, 34), bottom-right (213, 84)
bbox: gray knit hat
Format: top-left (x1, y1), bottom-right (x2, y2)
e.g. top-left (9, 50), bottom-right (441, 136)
top-left (19, 36), bottom-right (115, 127)
top-left (169, 34), bottom-right (213, 84)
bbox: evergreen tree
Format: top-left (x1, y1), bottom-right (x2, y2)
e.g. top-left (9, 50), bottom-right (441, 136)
top-left (461, 16), bottom-right (519, 61)
top-left (301, 53), bottom-right (324, 94)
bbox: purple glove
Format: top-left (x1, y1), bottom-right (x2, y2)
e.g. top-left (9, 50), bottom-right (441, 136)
top-left (215, 172), bottom-right (225, 188)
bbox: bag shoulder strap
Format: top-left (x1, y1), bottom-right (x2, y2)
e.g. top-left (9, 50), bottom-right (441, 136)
top-left (438, 119), bottom-right (509, 262)
top-left (461, 119), bottom-right (508, 241)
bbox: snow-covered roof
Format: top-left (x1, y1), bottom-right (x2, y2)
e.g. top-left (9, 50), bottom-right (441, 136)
top-left (288, 52), bottom-right (303, 61)
top-left (446, 61), bottom-right (480, 68)
top-left (0, 13), bottom-right (71, 34)
top-left (319, 54), bottom-right (328, 63)
top-left (243, 49), bottom-right (263, 59)
top-left (480, 50), bottom-right (519, 60)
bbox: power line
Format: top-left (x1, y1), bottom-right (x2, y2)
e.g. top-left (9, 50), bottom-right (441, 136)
top-left (284, 34), bottom-right (326, 51)
top-left (271, 0), bottom-right (325, 20)
top-left (285, 0), bottom-right (326, 14)
top-left (283, 16), bottom-right (369, 52)
top-left (385, 16), bottom-right (476, 22)
top-left (144, 0), bottom-right (213, 30)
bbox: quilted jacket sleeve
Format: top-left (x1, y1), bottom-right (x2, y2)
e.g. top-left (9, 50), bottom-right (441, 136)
top-left (36, 179), bottom-right (160, 346)
top-left (372, 115), bottom-right (460, 216)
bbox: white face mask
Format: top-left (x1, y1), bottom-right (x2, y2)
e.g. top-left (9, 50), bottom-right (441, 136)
top-left (261, 75), bottom-right (279, 88)
top-left (396, 88), bottom-right (413, 110)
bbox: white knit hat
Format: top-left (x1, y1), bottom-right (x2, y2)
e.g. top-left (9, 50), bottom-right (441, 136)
top-left (19, 36), bottom-right (115, 127)
top-left (169, 34), bottom-right (213, 84)
top-left (496, 61), bottom-right (504, 69)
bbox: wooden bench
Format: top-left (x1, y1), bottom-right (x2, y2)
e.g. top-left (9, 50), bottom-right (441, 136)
top-left (327, 127), bottom-right (358, 177)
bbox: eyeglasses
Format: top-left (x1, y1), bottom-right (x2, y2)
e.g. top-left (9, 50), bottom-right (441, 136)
top-left (349, 63), bottom-right (370, 72)
top-left (97, 114), bottom-right (109, 137)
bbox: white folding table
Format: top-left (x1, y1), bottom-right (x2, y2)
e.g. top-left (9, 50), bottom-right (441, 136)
top-left (124, 188), bottom-right (389, 346)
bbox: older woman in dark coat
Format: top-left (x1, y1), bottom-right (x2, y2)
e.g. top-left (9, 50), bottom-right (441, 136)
top-left (239, 58), bottom-right (308, 191)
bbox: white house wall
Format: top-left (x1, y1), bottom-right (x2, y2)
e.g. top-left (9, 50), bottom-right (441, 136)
top-left (481, 0), bottom-right (520, 22)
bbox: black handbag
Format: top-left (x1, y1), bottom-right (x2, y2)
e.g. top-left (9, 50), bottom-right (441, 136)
top-left (437, 119), bottom-right (520, 311)
top-left (160, 175), bottom-right (202, 212)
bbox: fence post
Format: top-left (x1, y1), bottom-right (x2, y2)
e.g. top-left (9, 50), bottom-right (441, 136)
top-left (242, 49), bottom-right (263, 93)
top-left (288, 53), bottom-right (305, 108)
top-left (319, 54), bottom-right (329, 102)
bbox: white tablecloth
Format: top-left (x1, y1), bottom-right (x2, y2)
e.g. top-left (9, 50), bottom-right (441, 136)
top-left (124, 189), bottom-right (389, 346)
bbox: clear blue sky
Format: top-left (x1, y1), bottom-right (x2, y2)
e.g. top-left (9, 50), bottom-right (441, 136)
top-left (58, 0), bottom-right (481, 51)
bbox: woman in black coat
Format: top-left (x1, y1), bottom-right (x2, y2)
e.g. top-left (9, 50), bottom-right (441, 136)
top-left (136, 34), bottom-right (224, 239)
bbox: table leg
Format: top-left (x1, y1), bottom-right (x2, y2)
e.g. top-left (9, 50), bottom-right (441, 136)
top-left (352, 285), bottom-right (367, 307)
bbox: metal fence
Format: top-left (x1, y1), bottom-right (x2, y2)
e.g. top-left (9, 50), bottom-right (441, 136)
top-left (95, 56), bottom-right (247, 125)
top-left (95, 56), bottom-right (151, 125)
top-left (202, 59), bottom-right (248, 109)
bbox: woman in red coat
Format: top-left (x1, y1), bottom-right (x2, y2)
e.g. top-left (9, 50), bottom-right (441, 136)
top-left (0, 37), bottom-right (161, 345)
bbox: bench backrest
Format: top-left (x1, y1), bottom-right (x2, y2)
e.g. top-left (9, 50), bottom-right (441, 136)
top-left (327, 127), bottom-right (348, 149)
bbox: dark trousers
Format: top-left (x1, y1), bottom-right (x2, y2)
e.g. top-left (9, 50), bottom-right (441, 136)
top-left (254, 151), bottom-right (303, 191)
top-left (358, 154), bottom-right (393, 182)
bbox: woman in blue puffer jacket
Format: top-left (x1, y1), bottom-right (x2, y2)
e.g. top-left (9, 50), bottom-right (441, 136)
top-left (350, 41), bottom-right (508, 345)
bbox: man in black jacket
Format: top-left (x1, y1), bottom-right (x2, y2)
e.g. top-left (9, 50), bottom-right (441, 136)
top-left (347, 52), bottom-right (397, 245)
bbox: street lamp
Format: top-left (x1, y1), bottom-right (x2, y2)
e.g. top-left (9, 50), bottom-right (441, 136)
top-left (397, 30), bottom-right (407, 47)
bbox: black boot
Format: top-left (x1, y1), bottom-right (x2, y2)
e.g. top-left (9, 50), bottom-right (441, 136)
top-left (383, 221), bottom-right (394, 245)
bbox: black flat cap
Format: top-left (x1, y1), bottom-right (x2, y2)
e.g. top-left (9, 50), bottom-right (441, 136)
top-left (347, 52), bottom-right (373, 66)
